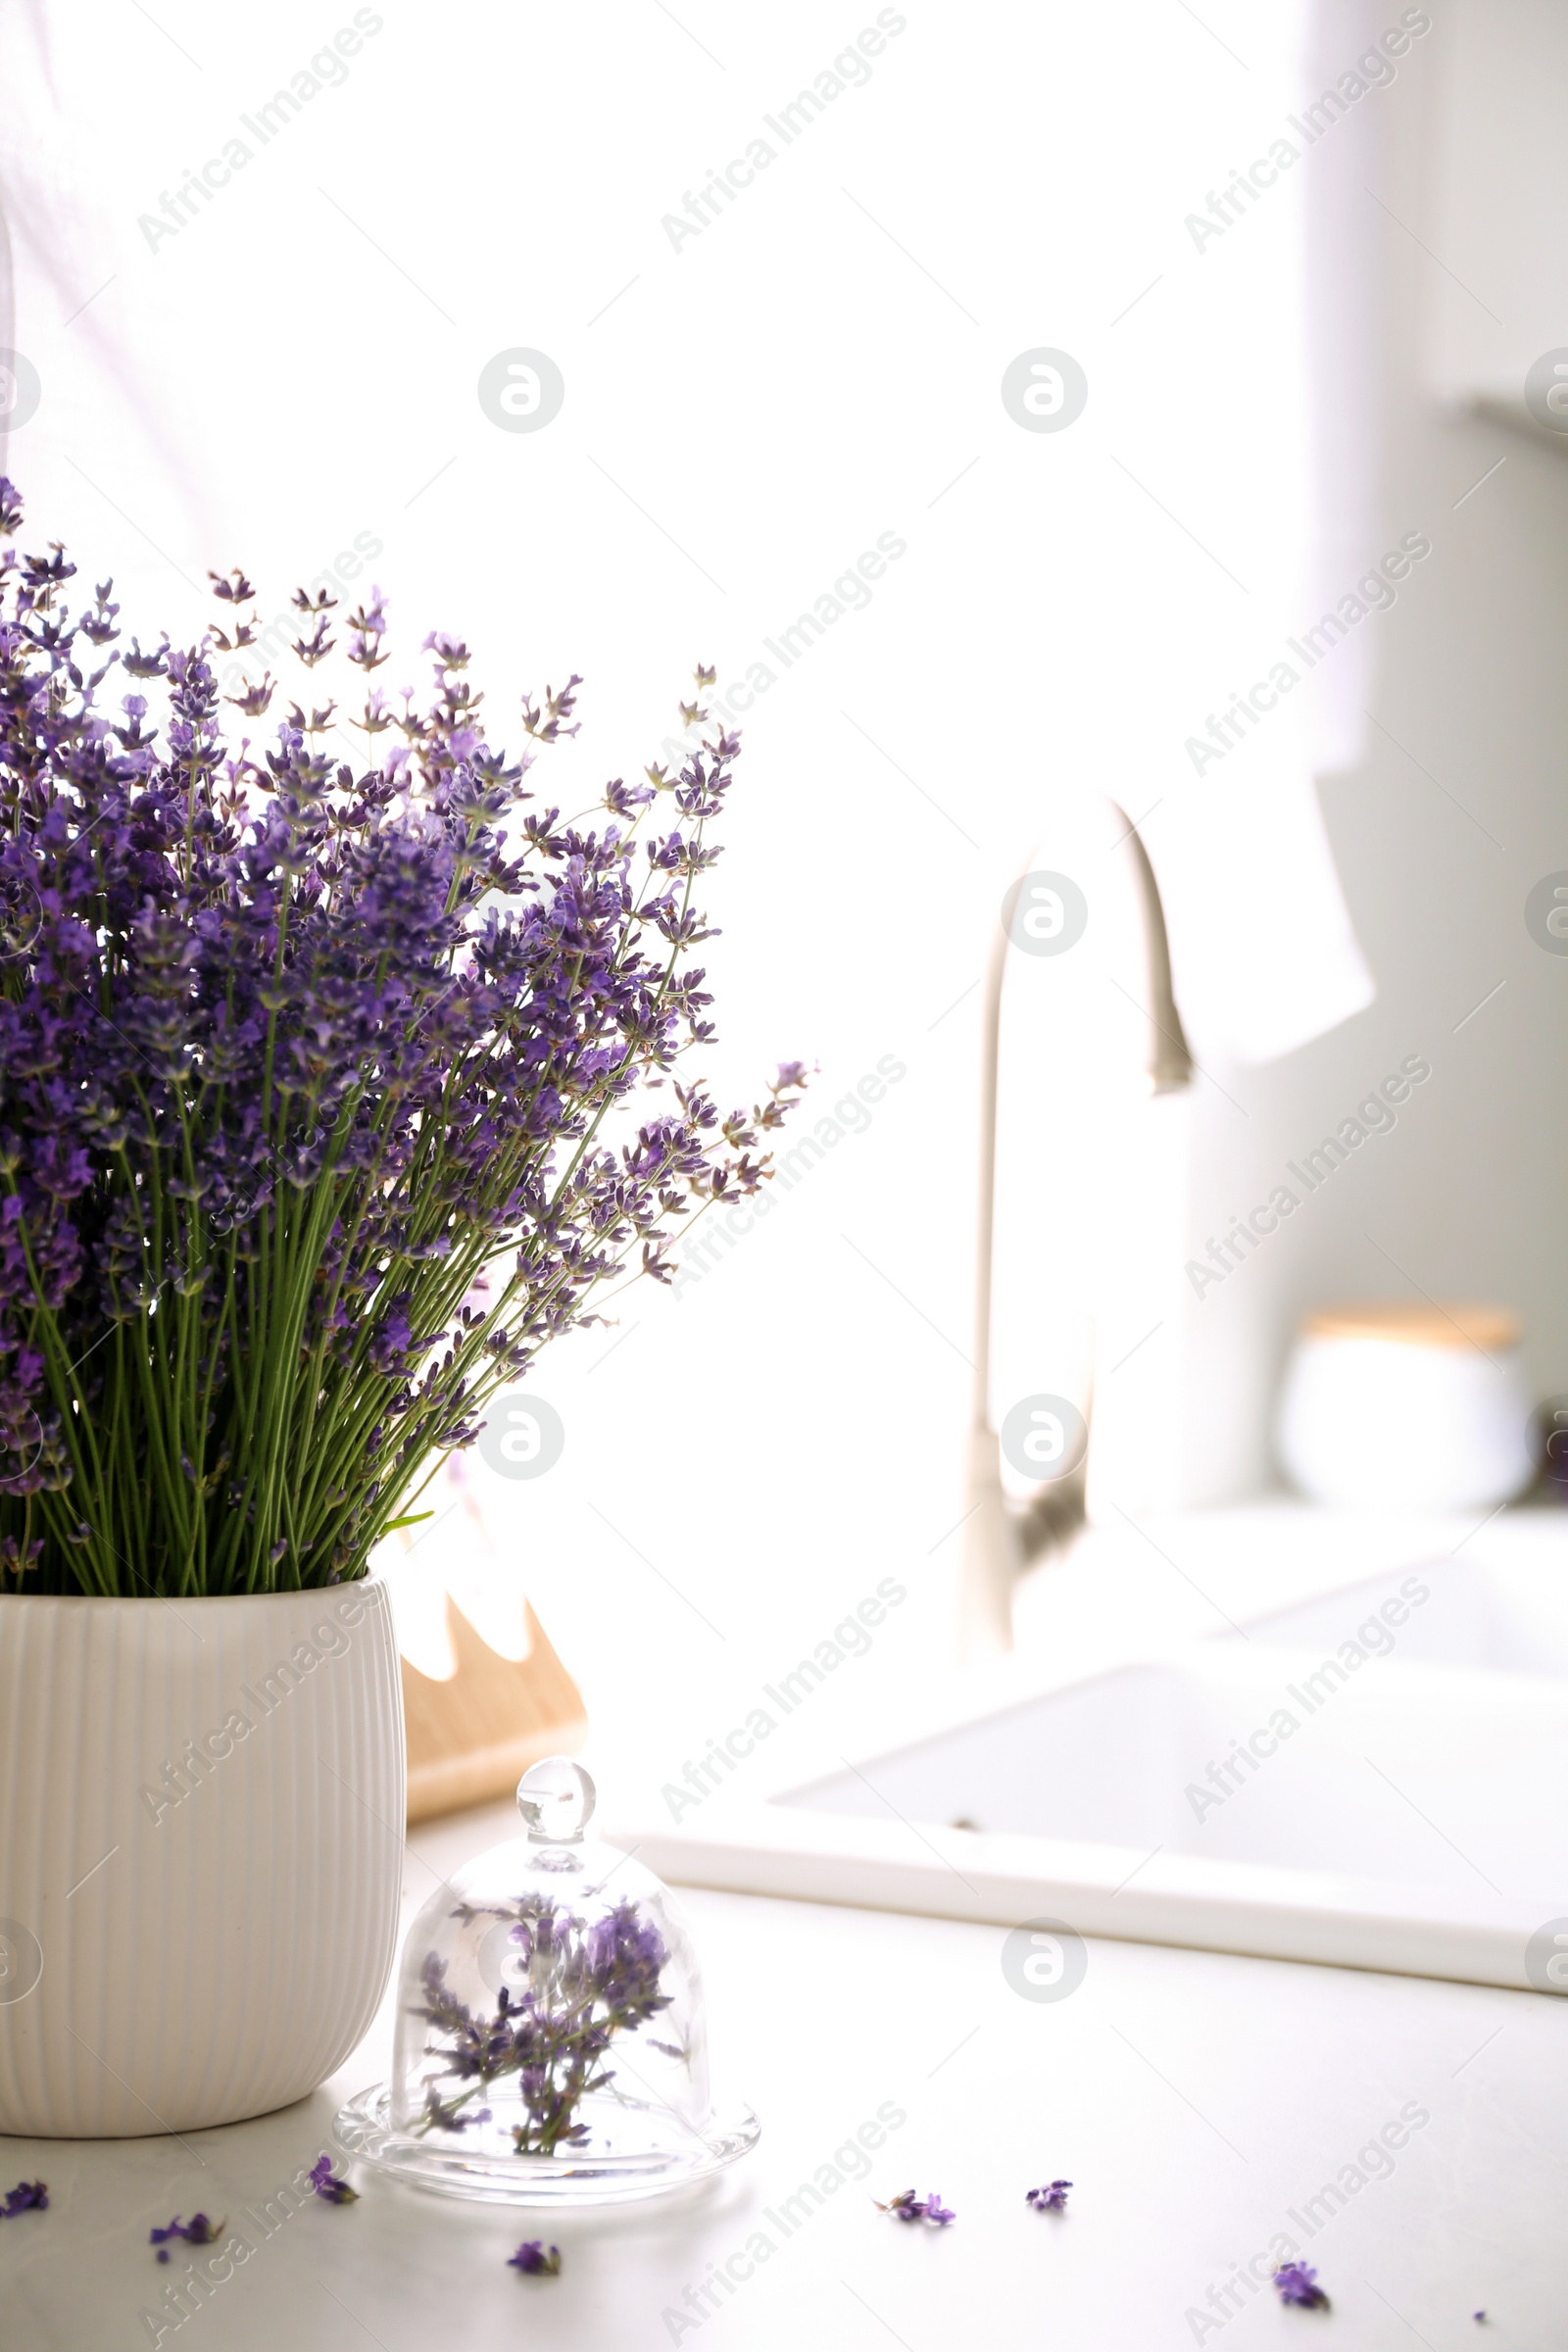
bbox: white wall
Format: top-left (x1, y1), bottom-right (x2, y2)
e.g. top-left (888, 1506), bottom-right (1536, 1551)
top-left (1180, 5), bottom-right (1568, 1501)
top-left (2, 2), bottom-right (1560, 1770)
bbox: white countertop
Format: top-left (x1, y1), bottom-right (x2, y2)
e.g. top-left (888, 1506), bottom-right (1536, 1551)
top-left (2, 1846), bottom-right (1563, 2348)
top-left (4, 1502), bottom-right (1565, 2349)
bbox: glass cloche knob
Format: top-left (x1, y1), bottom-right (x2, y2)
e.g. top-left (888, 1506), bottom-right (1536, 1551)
top-left (333, 1753), bottom-right (760, 2204)
top-left (516, 1755), bottom-right (596, 1845)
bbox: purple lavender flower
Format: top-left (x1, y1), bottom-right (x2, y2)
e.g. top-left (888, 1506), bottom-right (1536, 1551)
top-left (308, 2154), bottom-right (358, 2204)
top-left (1026, 2179), bottom-right (1072, 2211)
top-left (508, 2240), bottom-right (562, 2276)
top-left (1272, 2261), bottom-right (1329, 2308)
top-left (0, 486), bottom-right (805, 1597)
top-left (875, 2190), bottom-right (954, 2226)
top-left (0, 2179), bottom-right (47, 2216)
top-left (417, 1894), bottom-right (670, 2155)
top-left (150, 2214), bottom-right (224, 2261)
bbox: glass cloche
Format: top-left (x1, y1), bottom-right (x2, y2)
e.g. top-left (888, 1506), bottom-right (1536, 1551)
top-left (334, 1757), bottom-right (759, 2203)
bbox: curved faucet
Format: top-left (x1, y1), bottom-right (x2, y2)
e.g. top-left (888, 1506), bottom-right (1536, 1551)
top-left (959, 803), bottom-right (1193, 1655)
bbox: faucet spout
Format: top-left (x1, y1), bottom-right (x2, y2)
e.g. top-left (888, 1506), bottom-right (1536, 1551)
top-left (1109, 800), bottom-right (1194, 1095)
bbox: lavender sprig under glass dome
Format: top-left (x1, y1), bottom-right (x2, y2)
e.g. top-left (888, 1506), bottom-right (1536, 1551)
top-left (416, 1894), bottom-right (671, 2155)
top-left (0, 481), bottom-right (802, 1594)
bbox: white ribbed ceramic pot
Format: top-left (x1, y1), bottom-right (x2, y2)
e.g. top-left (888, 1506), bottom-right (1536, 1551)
top-left (0, 1577), bottom-right (404, 2137)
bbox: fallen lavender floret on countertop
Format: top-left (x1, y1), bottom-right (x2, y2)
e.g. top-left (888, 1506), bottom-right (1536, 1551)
top-left (509, 2240), bottom-right (562, 2276)
top-left (150, 2214), bottom-right (224, 2262)
top-left (309, 2155), bottom-right (359, 2204)
top-left (1272, 2260), bottom-right (1330, 2308)
top-left (874, 2190), bottom-right (955, 2226)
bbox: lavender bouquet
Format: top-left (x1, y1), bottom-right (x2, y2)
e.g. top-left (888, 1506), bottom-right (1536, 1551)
top-left (0, 480), bottom-right (799, 1596)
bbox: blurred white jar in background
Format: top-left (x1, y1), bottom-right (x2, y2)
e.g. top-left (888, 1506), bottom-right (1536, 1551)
top-left (1277, 1305), bottom-right (1537, 1511)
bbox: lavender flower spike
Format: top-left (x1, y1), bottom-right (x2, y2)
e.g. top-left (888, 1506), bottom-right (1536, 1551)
top-left (0, 2180), bottom-right (47, 2216)
top-left (1026, 2179), bottom-right (1072, 2211)
top-left (1272, 2261), bottom-right (1330, 2308)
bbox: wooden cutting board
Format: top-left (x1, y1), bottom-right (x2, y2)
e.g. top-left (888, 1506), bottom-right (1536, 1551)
top-left (401, 1595), bottom-right (587, 1824)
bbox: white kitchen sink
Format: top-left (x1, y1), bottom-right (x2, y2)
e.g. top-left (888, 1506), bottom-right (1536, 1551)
top-left (1225, 1554), bottom-right (1568, 1676)
top-left (616, 1526), bottom-right (1568, 1992)
top-left (786, 1645), bottom-right (1567, 1895)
